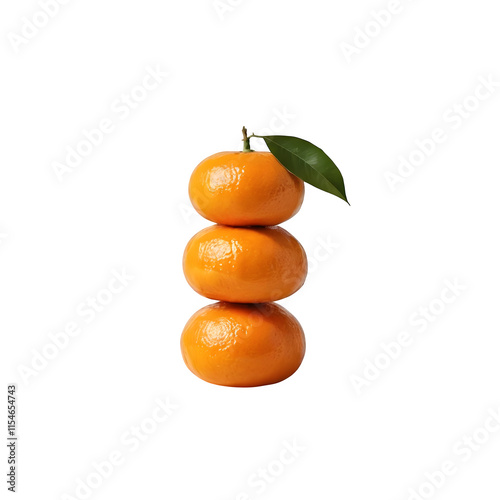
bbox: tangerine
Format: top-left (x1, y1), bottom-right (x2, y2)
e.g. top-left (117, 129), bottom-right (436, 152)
top-left (183, 224), bottom-right (307, 303)
top-left (188, 151), bottom-right (304, 226)
top-left (181, 301), bottom-right (305, 387)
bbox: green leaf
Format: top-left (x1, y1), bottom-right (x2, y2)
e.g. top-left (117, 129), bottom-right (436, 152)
top-left (256, 134), bottom-right (349, 204)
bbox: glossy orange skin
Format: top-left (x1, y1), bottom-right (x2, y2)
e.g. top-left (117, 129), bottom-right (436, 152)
top-left (183, 225), bottom-right (307, 303)
top-left (189, 151), bottom-right (304, 226)
top-left (181, 301), bottom-right (305, 387)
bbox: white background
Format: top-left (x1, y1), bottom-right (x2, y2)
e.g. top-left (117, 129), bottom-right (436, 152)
top-left (1, 0), bottom-right (500, 499)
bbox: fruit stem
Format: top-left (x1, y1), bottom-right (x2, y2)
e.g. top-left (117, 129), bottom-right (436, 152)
top-left (242, 126), bottom-right (253, 152)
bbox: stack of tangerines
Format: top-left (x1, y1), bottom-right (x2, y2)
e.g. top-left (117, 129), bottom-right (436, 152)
top-left (181, 147), bottom-right (308, 387)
